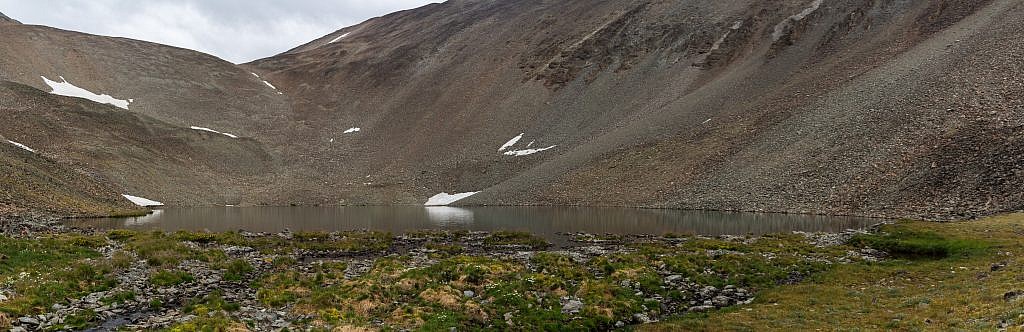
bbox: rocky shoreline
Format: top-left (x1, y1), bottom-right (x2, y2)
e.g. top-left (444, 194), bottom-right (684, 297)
top-left (0, 216), bottom-right (887, 331)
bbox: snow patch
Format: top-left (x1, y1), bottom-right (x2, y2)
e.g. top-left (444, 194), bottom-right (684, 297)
top-left (122, 194), bottom-right (164, 207)
top-left (504, 145), bottom-right (557, 156)
top-left (251, 73), bottom-right (283, 94)
top-left (344, 127), bottom-right (361, 134)
top-left (772, 0), bottom-right (824, 41)
top-left (424, 192), bottom-right (480, 206)
top-left (41, 76), bottom-right (131, 110)
top-left (498, 133), bottom-right (556, 156)
top-left (6, 140), bottom-right (35, 153)
top-left (498, 133), bottom-right (524, 151)
top-left (190, 126), bottom-right (238, 138)
top-left (329, 32), bottom-right (351, 44)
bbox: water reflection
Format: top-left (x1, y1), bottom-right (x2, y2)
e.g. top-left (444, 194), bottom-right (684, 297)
top-left (425, 207), bottom-right (474, 225)
top-left (69, 206), bottom-right (881, 242)
top-left (124, 209), bottom-right (163, 226)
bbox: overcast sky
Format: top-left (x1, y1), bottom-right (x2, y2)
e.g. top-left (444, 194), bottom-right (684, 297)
top-left (0, 0), bottom-right (437, 63)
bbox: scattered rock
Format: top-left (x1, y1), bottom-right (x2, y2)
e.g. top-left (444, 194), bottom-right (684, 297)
top-left (1004, 290), bottom-right (1024, 302)
top-left (688, 305), bottom-right (715, 312)
top-left (633, 312), bottom-right (656, 324)
top-left (561, 297), bottom-right (584, 315)
top-left (17, 317), bottom-right (39, 325)
top-left (712, 295), bottom-right (732, 307)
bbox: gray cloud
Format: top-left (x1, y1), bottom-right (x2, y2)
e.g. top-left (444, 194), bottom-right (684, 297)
top-left (0, 0), bottom-right (438, 63)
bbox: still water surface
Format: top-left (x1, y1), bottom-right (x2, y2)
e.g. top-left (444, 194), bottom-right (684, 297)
top-left (71, 206), bottom-right (880, 240)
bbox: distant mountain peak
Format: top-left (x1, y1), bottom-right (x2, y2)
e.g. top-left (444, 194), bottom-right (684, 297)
top-left (0, 12), bottom-right (20, 24)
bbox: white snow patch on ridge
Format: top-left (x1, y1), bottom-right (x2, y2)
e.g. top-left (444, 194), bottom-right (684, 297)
top-left (498, 133), bottom-right (556, 156)
top-left (329, 32), bottom-right (351, 44)
top-left (122, 194), bottom-right (164, 207)
top-left (251, 73), bottom-right (283, 94)
top-left (504, 145), bottom-right (557, 156)
top-left (190, 126), bottom-right (238, 138)
top-left (41, 76), bottom-right (131, 110)
top-left (6, 140), bottom-right (35, 153)
top-left (424, 192), bottom-right (480, 206)
top-left (498, 133), bottom-right (523, 151)
top-left (344, 127), bottom-right (361, 134)
top-left (772, 0), bottom-right (824, 41)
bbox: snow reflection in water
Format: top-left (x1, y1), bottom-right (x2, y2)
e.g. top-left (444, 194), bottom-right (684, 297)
top-left (425, 207), bottom-right (474, 225)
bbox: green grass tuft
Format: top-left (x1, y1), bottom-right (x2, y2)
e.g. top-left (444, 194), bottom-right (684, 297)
top-left (483, 231), bottom-right (550, 249)
top-left (223, 259), bottom-right (254, 281)
top-left (849, 226), bottom-right (989, 259)
top-left (150, 270), bottom-right (194, 287)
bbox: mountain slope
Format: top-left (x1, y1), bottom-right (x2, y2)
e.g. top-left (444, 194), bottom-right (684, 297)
top-left (0, 20), bottom-right (300, 208)
top-left (0, 81), bottom-right (279, 206)
top-left (0, 23), bottom-right (290, 137)
top-left (0, 1), bottom-right (1021, 220)
top-left (0, 139), bottom-right (141, 217)
top-left (248, 0), bottom-right (1024, 219)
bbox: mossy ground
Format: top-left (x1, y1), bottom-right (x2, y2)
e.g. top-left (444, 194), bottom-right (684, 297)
top-left (646, 214), bottom-right (1024, 331)
top-left (246, 232), bottom-right (853, 330)
top-left (0, 214), bottom-right (1021, 330)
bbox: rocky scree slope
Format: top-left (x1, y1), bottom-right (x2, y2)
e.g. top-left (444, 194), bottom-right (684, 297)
top-left (248, 0), bottom-right (1024, 219)
top-left (0, 20), bottom-right (299, 208)
top-left (0, 138), bottom-right (139, 217)
top-left (0, 81), bottom-right (277, 207)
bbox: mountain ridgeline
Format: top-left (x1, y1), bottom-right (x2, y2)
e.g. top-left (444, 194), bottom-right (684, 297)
top-left (0, 12), bottom-right (18, 25)
top-left (0, 0), bottom-right (1021, 219)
